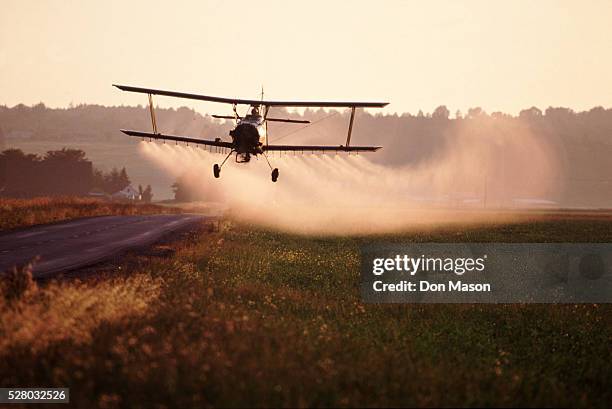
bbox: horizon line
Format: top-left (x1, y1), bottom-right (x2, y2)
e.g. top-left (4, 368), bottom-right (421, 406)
top-left (2, 101), bottom-right (611, 118)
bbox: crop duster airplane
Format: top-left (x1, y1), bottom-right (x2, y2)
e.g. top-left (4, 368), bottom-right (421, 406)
top-left (114, 84), bottom-right (388, 182)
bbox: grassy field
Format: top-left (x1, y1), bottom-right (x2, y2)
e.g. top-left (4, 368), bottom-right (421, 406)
top-left (0, 217), bottom-right (611, 407)
top-left (0, 197), bottom-right (184, 231)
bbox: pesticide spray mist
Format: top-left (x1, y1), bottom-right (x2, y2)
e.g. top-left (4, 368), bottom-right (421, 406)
top-left (140, 128), bottom-right (559, 235)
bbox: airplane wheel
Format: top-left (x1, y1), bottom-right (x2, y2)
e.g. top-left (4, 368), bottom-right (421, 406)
top-left (271, 168), bottom-right (279, 182)
top-left (213, 164), bottom-right (220, 178)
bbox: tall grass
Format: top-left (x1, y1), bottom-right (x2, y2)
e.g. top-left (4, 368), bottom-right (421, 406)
top-left (0, 197), bottom-right (182, 230)
top-left (0, 219), bottom-right (610, 407)
top-left (0, 266), bottom-right (160, 354)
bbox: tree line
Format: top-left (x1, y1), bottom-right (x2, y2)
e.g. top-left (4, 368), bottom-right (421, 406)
top-left (0, 148), bottom-right (152, 200)
top-left (1, 103), bottom-right (611, 204)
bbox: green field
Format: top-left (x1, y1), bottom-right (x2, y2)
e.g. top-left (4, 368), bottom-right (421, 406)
top-left (1, 217), bottom-right (611, 407)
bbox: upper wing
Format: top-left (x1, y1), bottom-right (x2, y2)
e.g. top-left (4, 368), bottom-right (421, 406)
top-left (114, 84), bottom-right (388, 108)
top-left (120, 130), bottom-right (233, 148)
top-left (263, 144), bottom-right (381, 152)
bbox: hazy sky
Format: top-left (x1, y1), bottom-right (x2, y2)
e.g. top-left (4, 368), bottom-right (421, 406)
top-left (1, 0), bottom-right (611, 115)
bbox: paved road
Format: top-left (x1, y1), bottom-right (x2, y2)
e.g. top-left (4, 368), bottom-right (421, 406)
top-left (0, 214), bottom-right (206, 278)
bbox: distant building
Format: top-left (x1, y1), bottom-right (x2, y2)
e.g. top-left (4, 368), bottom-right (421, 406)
top-left (111, 185), bottom-right (141, 201)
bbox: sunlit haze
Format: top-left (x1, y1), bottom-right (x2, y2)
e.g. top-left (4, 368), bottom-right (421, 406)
top-left (2, 0), bottom-right (612, 115)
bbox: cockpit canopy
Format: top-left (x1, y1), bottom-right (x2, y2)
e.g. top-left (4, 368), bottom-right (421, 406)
top-left (242, 106), bottom-right (263, 124)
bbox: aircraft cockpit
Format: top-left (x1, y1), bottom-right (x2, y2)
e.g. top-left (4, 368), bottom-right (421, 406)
top-left (242, 106), bottom-right (263, 124)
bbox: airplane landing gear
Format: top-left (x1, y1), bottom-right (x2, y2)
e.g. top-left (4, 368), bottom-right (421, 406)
top-left (213, 150), bottom-right (234, 179)
top-left (262, 153), bottom-right (279, 183)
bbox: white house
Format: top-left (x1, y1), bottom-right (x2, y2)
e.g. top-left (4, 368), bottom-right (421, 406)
top-left (111, 185), bottom-right (141, 201)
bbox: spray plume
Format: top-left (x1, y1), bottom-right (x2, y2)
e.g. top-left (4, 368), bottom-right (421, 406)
top-left (139, 127), bottom-right (559, 235)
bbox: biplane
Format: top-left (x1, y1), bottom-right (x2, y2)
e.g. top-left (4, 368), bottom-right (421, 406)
top-left (114, 84), bottom-right (388, 182)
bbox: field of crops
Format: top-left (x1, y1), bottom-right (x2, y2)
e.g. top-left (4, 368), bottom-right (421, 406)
top-left (1, 217), bottom-right (610, 407)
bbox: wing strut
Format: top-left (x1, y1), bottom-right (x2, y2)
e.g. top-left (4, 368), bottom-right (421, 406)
top-left (232, 103), bottom-right (239, 121)
top-left (263, 105), bottom-right (270, 146)
top-left (148, 94), bottom-right (159, 134)
top-left (346, 107), bottom-right (356, 147)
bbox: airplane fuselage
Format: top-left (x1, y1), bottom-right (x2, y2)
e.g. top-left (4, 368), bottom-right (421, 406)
top-left (228, 112), bottom-right (265, 162)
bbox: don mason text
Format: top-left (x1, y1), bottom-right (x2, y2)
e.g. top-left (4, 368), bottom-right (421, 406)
top-left (373, 280), bottom-right (491, 292)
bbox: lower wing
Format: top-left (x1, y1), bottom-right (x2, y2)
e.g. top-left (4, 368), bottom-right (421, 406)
top-left (120, 130), bottom-right (233, 148)
top-left (121, 130), bottom-right (381, 152)
top-left (263, 144), bottom-right (381, 152)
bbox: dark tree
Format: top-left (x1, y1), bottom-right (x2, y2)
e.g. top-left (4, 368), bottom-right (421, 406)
top-left (519, 106), bottom-right (543, 120)
top-left (91, 166), bottom-right (131, 194)
top-left (432, 105), bottom-right (450, 120)
top-left (44, 148), bottom-right (87, 163)
top-left (0, 148), bottom-right (92, 197)
top-left (142, 185), bottom-right (153, 203)
top-left (171, 177), bottom-right (197, 202)
top-left (466, 107), bottom-right (485, 118)
top-left (0, 148), bottom-right (40, 163)
top-left (171, 180), bottom-right (188, 202)
top-left (119, 168), bottom-right (130, 186)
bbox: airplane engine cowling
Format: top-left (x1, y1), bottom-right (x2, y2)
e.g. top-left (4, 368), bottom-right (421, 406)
top-left (232, 123), bottom-right (260, 148)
